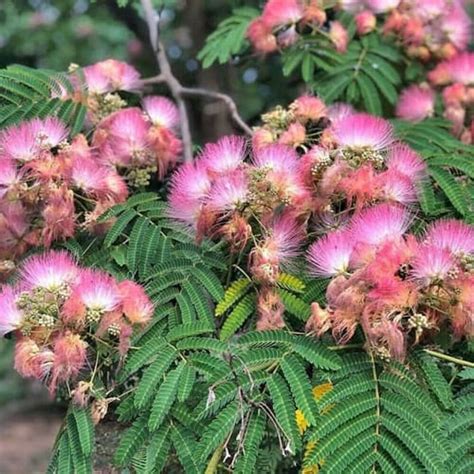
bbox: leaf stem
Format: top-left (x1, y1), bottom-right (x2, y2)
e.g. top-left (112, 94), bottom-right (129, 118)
top-left (423, 349), bottom-right (474, 368)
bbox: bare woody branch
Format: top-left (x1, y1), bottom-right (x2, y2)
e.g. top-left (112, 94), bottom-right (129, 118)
top-left (139, 0), bottom-right (252, 161)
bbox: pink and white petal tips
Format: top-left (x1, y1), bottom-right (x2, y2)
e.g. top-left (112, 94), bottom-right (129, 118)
top-left (247, 18), bottom-right (278, 53)
top-left (0, 158), bottom-right (20, 197)
top-left (308, 230), bottom-right (354, 277)
top-left (441, 4), bottom-right (472, 51)
top-left (0, 287), bottom-right (23, 336)
top-left (377, 169), bottom-right (417, 205)
top-left (410, 244), bottom-right (456, 285)
top-left (329, 21), bottom-right (349, 53)
top-left (252, 143), bottom-right (299, 174)
top-left (167, 161), bottom-right (212, 228)
top-left (0, 121), bottom-right (41, 161)
top-left (207, 170), bottom-right (249, 213)
top-left (331, 113), bottom-right (394, 151)
top-left (83, 64), bottom-right (111, 94)
top-left (142, 96), bottom-right (180, 131)
top-left (396, 85), bottom-right (435, 122)
top-left (261, 0), bottom-right (304, 28)
top-left (326, 102), bottom-right (355, 123)
top-left (201, 135), bottom-right (247, 175)
top-left (74, 269), bottom-right (121, 312)
top-left (291, 95), bottom-right (327, 123)
top-left (445, 52), bottom-right (474, 86)
top-left (69, 156), bottom-right (109, 196)
top-left (102, 108), bottom-right (150, 162)
top-left (425, 219), bottom-right (474, 255)
top-left (386, 144), bottom-right (427, 185)
top-left (20, 250), bottom-right (79, 290)
top-left (365, 0), bottom-right (400, 13)
top-left (350, 203), bottom-right (413, 246)
top-left (118, 280), bottom-right (154, 325)
top-left (30, 117), bottom-right (69, 149)
top-left (97, 59), bottom-right (141, 92)
top-left (267, 211), bottom-right (304, 265)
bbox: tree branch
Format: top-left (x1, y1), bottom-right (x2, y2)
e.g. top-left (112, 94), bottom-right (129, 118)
top-left (139, 0), bottom-right (252, 161)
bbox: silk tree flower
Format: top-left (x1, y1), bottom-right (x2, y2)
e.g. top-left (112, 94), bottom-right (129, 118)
top-left (290, 95), bottom-right (327, 123)
top-left (73, 269), bottom-right (121, 314)
top-left (207, 170), bottom-right (249, 214)
top-left (410, 244), bottom-right (456, 285)
top-left (0, 287), bottom-right (23, 336)
top-left (83, 59), bottom-right (140, 93)
top-left (425, 219), bottom-right (474, 256)
top-left (350, 203), bottom-right (412, 246)
top-left (20, 250), bottom-right (79, 291)
top-left (377, 169), bottom-right (417, 205)
top-left (252, 143), bottom-right (299, 174)
top-left (0, 158), bottom-right (21, 198)
top-left (247, 18), bottom-right (278, 53)
top-left (440, 3), bottom-right (472, 51)
top-left (331, 113), bottom-right (394, 152)
top-left (261, 0), bottom-right (304, 28)
top-left (202, 135), bottom-right (247, 175)
top-left (95, 107), bottom-right (150, 166)
top-left (308, 230), bottom-right (354, 277)
top-left (118, 280), bottom-right (154, 325)
top-left (142, 96), bottom-right (180, 131)
top-left (168, 161), bottom-right (212, 228)
top-left (355, 10), bottom-right (376, 35)
top-left (329, 21), bottom-right (349, 53)
top-left (365, 0), bottom-right (400, 13)
top-left (0, 117), bottom-right (67, 162)
top-left (386, 145), bottom-right (427, 185)
top-left (396, 85), bottom-right (435, 122)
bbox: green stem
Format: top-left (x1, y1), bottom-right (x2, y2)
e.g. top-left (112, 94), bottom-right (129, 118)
top-left (424, 349), bottom-right (474, 368)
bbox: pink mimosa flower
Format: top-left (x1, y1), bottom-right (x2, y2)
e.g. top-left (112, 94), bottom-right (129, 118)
top-left (202, 135), bottom-right (247, 175)
top-left (396, 85), bottom-right (435, 122)
top-left (142, 96), bottom-right (180, 131)
top-left (0, 287), bottom-right (23, 336)
top-left (425, 219), bottom-right (474, 255)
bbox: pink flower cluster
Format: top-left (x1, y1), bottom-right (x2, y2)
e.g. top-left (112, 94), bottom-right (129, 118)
top-left (428, 52), bottom-right (474, 143)
top-left (344, 0), bottom-right (471, 62)
top-left (0, 250), bottom-right (153, 398)
top-left (169, 97), bottom-right (428, 331)
top-left (307, 213), bottom-right (474, 361)
top-left (0, 117), bottom-right (128, 277)
top-left (247, 0), bottom-right (349, 54)
top-left (247, 1), bottom-right (471, 63)
top-left (0, 60), bottom-right (182, 277)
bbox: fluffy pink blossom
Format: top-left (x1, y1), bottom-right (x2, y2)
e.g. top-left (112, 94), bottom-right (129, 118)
top-left (261, 0), bottom-right (304, 28)
top-left (411, 244), bottom-right (455, 284)
top-left (386, 145), bottom-right (427, 185)
top-left (83, 59), bottom-right (140, 93)
top-left (365, 0), bottom-right (400, 13)
top-left (247, 18), bottom-right (278, 53)
top-left (266, 211), bottom-right (304, 264)
top-left (202, 135), bottom-right (247, 175)
top-left (425, 219), bottom-right (474, 255)
top-left (253, 143), bottom-right (299, 173)
top-left (74, 269), bottom-right (121, 313)
top-left (350, 203), bottom-right (412, 246)
top-left (331, 113), bottom-right (394, 151)
top-left (142, 96), bottom-right (180, 131)
top-left (0, 159), bottom-right (20, 197)
top-left (377, 169), bottom-right (417, 205)
top-left (355, 11), bottom-right (376, 35)
top-left (291, 95), bottom-right (327, 123)
top-left (329, 21), bottom-right (349, 53)
top-left (441, 3), bottom-right (472, 51)
top-left (96, 108), bottom-right (150, 166)
top-left (168, 161), bottom-right (212, 228)
top-left (0, 287), bottom-right (23, 336)
top-left (446, 52), bottom-right (474, 85)
top-left (20, 250), bottom-right (79, 290)
top-left (207, 171), bottom-right (248, 213)
top-left (308, 230), bottom-right (354, 277)
top-left (396, 85), bottom-right (435, 122)
top-left (0, 121), bottom-right (41, 161)
top-left (118, 280), bottom-right (154, 325)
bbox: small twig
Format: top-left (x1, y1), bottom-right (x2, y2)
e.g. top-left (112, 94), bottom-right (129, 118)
top-left (181, 87), bottom-right (253, 136)
top-left (424, 349), bottom-right (474, 368)
top-left (139, 0), bottom-right (252, 162)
